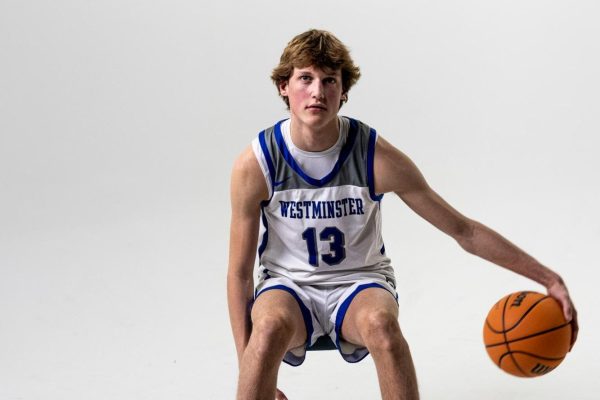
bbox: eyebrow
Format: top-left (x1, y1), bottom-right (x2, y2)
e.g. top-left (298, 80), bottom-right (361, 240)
top-left (296, 69), bottom-right (339, 77)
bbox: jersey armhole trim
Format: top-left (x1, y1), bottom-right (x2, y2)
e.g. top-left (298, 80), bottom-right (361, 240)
top-left (257, 130), bottom-right (275, 201)
top-left (367, 128), bottom-right (384, 202)
top-left (257, 203), bottom-right (269, 257)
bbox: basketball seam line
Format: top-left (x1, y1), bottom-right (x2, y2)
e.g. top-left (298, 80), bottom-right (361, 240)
top-left (499, 350), bottom-right (565, 362)
top-left (485, 321), bottom-right (571, 348)
top-left (486, 294), bottom-right (549, 334)
top-left (502, 293), bottom-right (527, 375)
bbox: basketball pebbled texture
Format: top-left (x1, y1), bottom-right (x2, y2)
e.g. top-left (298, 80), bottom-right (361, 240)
top-left (483, 291), bottom-right (572, 377)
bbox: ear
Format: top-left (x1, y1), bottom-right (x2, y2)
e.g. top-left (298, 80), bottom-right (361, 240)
top-left (279, 80), bottom-right (289, 97)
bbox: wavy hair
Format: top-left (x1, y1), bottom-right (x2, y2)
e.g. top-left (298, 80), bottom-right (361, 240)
top-left (271, 29), bottom-right (361, 108)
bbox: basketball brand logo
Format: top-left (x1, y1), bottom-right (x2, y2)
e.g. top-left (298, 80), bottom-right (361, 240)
top-left (510, 292), bottom-right (528, 307)
top-left (531, 363), bottom-right (554, 375)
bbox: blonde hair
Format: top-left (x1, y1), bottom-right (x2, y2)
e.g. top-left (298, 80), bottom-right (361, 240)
top-left (271, 29), bottom-right (361, 108)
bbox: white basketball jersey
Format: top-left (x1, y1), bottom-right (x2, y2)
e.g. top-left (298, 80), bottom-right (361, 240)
top-left (252, 117), bottom-right (395, 287)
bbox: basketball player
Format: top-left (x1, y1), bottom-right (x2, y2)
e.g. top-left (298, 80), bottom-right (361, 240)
top-left (228, 29), bottom-right (578, 400)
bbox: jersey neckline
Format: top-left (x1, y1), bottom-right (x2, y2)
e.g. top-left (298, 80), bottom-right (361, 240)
top-left (281, 117), bottom-right (347, 158)
top-left (273, 117), bottom-right (359, 188)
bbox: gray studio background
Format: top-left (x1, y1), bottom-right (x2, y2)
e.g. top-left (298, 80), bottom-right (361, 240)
top-left (1, 1), bottom-right (599, 399)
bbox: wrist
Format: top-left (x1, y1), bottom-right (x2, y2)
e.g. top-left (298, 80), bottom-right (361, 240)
top-left (542, 271), bottom-right (564, 290)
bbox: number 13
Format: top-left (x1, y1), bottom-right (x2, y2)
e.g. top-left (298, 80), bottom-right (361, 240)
top-left (301, 226), bottom-right (346, 267)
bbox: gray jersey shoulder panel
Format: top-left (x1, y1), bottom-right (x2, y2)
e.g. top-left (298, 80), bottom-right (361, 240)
top-left (262, 118), bottom-right (372, 191)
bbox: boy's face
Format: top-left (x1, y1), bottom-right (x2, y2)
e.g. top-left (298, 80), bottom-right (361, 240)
top-left (279, 65), bottom-right (344, 131)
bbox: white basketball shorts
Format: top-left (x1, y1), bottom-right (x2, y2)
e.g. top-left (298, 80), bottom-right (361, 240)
top-left (254, 275), bottom-right (398, 366)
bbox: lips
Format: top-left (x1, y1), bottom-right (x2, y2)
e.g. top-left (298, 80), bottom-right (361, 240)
top-left (307, 104), bottom-right (327, 110)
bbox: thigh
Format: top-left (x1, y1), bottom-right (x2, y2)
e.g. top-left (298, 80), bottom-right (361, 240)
top-left (252, 287), bottom-right (307, 350)
top-left (340, 286), bottom-right (399, 346)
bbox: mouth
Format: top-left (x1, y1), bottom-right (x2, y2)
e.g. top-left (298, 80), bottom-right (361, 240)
top-left (306, 104), bottom-right (327, 111)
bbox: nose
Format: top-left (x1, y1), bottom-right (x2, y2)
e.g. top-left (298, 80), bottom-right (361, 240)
top-left (311, 80), bottom-right (325, 100)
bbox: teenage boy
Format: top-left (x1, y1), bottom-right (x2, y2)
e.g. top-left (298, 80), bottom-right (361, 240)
top-left (228, 29), bottom-right (578, 400)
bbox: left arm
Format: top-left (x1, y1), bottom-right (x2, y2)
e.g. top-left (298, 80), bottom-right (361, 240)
top-left (373, 135), bottom-right (578, 346)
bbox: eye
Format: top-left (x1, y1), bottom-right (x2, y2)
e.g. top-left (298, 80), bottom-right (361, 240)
top-left (324, 77), bottom-right (337, 84)
top-left (299, 75), bottom-right (312, 82)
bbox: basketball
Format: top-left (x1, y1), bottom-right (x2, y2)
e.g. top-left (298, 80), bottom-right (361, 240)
top-left (483, 291), bottom-right (572, 377)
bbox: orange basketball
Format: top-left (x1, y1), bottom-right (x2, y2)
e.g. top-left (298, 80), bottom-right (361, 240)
top-left (483, 291), bottom-right (572, 377)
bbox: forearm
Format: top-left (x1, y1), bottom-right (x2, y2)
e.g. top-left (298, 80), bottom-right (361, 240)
top-left (227, 272), bottom-right (255, 364)
top-left (457, 219), bottom-right (562, 288)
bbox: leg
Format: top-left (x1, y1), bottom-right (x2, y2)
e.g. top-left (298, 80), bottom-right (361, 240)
top-left (341, 288), bottom-right (419, 400)
top-left (237, 289), bottom-right (307, 400)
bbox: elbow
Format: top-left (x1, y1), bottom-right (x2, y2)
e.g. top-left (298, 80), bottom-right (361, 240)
top-left (454, 219), bottom-right (476, 254)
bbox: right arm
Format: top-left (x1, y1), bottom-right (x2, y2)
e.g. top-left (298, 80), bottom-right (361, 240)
top-left (227, 145), bottom-right (270, 364)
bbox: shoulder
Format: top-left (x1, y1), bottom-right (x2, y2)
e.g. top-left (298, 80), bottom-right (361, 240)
top-left (374, 135), bottom-right (410, 169)
top-left (231, 145), bottom-right (269, 205)
top-left (373, 135), bottom-right (429, 195)
top-left (232, 145), bottom-right (259, 175)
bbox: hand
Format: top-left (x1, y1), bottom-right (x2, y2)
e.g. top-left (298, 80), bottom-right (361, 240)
top-left (276, 388), bottom-right (288, 400)
top-left (547, 279), bottom-right (579, 350)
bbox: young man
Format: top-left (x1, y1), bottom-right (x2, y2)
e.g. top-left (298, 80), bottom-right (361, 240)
top-left (228, 29), bottom-right (578, 400)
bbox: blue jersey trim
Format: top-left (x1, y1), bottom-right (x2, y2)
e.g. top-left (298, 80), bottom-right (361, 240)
top-left (258, 130), bottom-right (276, 186)
top-left (367, 128), bottom-right (384, 202)
top-left (273, 118), bottom-right (359, 187)
top-left (257, 203), bottom-right (269, 257)
top-left (334, 282), bottom-right (397, 362)
top-left (334, 283), bottom-right (384, 352)
top-left (255, 284), bottom-right (314, 367)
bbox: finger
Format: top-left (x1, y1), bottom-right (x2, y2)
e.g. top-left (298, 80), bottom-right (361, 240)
top-left (569, 311), bottom-right (579, 351)
top-left (562, 300), bottom-right (573, 322)
top-left (564, 306), bottom-right (572, 322)
top-left (275, 389), bottom-right (288, 400)
top-left (546, 285), bottom-right (572, 322)
top-left (551, 291), bottom-right (573, 323)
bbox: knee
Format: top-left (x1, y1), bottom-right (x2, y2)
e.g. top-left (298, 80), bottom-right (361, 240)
top-left (360, 310), bottom-right (407, 353)
top-left (251, 314), bottom-right (297, 355)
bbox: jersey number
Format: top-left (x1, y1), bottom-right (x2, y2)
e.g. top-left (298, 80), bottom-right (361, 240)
top-left (301, 227), bottom-right (346, 267)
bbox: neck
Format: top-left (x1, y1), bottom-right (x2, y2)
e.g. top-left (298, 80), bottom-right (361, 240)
top-left (289, 117), bottom-right (340, 152)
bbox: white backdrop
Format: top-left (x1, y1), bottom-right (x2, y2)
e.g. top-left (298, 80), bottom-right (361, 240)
top-left (1, 1), bottom-right (599, 399)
